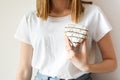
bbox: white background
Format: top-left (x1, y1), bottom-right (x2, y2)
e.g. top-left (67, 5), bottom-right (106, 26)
top-left (0, 0), bottom-right (120, 80)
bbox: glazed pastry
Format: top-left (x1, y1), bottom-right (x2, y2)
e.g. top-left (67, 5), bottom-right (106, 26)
top-left (65, 24), bottom-right (88, 47)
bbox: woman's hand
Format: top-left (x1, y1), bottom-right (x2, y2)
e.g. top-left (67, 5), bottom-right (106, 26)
top-left (64, 34), bottom-right (90, 72)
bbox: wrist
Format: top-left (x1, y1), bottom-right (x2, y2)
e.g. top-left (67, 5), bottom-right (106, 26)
top-left (79, 64), bottom-right (91, 72)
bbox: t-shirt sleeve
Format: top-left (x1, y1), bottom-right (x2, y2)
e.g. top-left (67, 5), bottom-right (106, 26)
top-left (92, 6), bottom-right (112, 42)
top-left (14, 14), bottom-right (31, 45)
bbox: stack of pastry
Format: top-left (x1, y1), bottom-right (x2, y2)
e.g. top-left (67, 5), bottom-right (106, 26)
top-left (65, 24), bottom-right (88, 47)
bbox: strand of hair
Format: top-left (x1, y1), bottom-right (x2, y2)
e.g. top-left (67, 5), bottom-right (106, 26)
top-left (81, 1), bottom-right (93, 4)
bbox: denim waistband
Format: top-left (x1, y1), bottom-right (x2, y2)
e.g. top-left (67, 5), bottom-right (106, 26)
top-left (34, 71), bottom-right (92, 80)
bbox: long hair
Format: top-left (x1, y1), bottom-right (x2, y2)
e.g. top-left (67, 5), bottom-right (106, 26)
top-left (36, 0), bottom-right (85, 23)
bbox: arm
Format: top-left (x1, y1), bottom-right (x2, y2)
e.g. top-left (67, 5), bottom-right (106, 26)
top-left (64, 33), bottom-right (117, 73)
top-left (88, 33), bottom-right (117, 73)
top-left (16, 42), bottom-right (33, 80)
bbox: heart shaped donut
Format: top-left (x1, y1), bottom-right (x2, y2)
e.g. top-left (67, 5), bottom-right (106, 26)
top-left (65, 24), bottom-right (88, 47)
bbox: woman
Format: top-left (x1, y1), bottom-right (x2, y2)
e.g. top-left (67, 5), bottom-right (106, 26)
top-left (14, 0), bottom-right (117, 80)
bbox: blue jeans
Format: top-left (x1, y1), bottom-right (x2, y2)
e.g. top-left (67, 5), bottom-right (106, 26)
top-left (34, 71), bottom-right (92, 80)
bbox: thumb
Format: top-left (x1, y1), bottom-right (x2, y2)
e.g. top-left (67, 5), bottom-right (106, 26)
top-left (81, 40), bottom-right (87, 55)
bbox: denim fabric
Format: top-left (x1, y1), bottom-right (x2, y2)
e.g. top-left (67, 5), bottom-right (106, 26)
top-left (34, 71), bottom-right (92, 80)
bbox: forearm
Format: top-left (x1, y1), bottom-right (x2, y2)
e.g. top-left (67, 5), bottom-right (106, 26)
top-left (88, 59), bottom-right (117, 73)
top-left (16, 67), bottom-right (32, 80)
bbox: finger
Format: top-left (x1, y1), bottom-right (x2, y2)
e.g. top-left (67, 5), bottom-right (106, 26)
top-left (75, 38), bottom-right (86, 48)
top-left (64, 34), bottom-right (73, 50)
top-left (81, 40), bottom-right (89, 62)
top-left (75, 42), bottom-right (81, 48)
top-left (64, 34), bottom-right (72, 49)
top-left (75, 39), bottom-right (85, 51)
top-left (81, 40), bottom-right (87, 54)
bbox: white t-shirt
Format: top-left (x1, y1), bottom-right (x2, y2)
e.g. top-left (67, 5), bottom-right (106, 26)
top-left (14, 5), bottom-right (112, 79)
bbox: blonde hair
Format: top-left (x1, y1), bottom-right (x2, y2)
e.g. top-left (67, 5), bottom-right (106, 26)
top-left (36, 0), bottom-right (84, 23)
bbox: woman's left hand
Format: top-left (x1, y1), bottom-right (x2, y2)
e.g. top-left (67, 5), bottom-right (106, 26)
top-left (64, 34), bottom-right (90, 72)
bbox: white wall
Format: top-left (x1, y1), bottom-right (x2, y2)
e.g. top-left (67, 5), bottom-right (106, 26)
top-left (0, 0), bottom-right (35, 80)
top-left (0, 0), bottom-right (120, 80)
